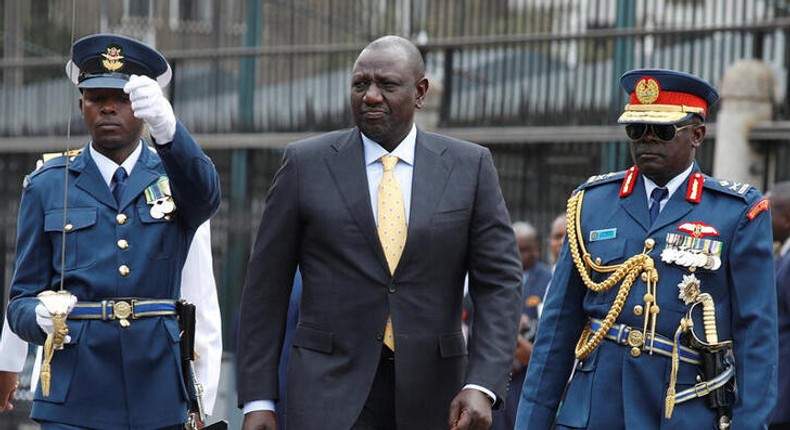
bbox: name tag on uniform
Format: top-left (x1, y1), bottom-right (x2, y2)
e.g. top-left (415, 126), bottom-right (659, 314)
top-left (589, 228), bottom-right (617, 242)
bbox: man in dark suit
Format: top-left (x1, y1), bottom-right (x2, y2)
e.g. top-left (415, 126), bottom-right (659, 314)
top-left (770, 181), bottom-right (790, 430)
top-left (236, 35), bottom-right (523, 430)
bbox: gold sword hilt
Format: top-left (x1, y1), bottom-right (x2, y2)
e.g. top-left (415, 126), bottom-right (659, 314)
top-left (37, 290), bottom-right (76, 396)
top-left (699, 293), bottom-right (719, 344)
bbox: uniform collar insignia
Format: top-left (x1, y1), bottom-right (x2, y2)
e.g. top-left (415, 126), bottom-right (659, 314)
top-left (619, 165), bottom-right (638, 197)
top-left (685, 171), bottom-right (704, 203)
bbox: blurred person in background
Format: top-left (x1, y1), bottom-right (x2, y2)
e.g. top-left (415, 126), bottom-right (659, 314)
top-left (769, 181), bottom-right (790, 430)
top-left (491, 221), bottom-right (551, 430)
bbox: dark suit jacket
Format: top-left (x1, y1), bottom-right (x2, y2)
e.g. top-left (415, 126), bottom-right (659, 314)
top-left (236, 127), bottom-right (523, 430)
top-left (773, 250), bottom-right (790, 425)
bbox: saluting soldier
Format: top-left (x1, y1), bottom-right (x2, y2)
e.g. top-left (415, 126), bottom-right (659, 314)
top-left (515, 69), bottom-right (777, 430)
top-left (6, 34), bottom-right (220, 429)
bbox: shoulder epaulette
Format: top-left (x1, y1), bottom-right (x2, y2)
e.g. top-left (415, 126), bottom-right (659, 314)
top-left (36, 149), bottom-right (83, 171)
top-left (23, 149), bottom-right (83, 189)
top-left (702, 176), bottom-right (755, 200)
top-left (578, 170), bottom-right (627, 190)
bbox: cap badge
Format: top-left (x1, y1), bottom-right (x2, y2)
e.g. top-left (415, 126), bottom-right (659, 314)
top-left (101, 44), bottom-right (124, 72)
top-left (635, 77), bottom-right (660, 104)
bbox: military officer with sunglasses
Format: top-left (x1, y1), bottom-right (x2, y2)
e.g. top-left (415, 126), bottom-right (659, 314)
top-left (516, 69), bottom-right (777, 430)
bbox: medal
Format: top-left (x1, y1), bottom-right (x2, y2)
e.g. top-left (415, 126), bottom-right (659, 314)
top-left (662, 232), bottom-right (723, 271)
top-left (677, 273), bottom-right (701, 305)
top-left (150, 204), bottom-right (164, 219)
top-left (144, 176), bottom-right (176, 219)
top-left (159, 197), bottom-right (175, 214)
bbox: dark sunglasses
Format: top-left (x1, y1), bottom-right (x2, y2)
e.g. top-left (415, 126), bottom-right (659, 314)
top-left (625, 123), bottom-right (698, 141)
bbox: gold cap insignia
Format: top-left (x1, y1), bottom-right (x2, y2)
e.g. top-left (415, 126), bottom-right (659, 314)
top-left (101, 44), bottom-right (124, 72)
top-left (635, 77), bottom-right (660, 104)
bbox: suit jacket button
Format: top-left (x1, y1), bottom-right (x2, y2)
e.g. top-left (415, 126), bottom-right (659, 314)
top-left (376, 333), bottom-right (383, 341)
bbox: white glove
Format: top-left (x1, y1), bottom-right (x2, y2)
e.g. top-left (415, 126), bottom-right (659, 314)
top-left (124, 74), bottom-right (176, 144)
top-left (35, 303), bottom-right (54, 335)
top-left (35, 295), bottom-right (77, 343)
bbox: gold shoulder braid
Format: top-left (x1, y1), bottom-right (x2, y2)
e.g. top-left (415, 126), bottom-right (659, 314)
top-left (566, 190), bottom-right (660, 360)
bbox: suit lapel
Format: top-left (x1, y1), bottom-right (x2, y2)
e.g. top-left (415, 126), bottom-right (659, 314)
top-left (325, 129), bottom-right (390, 274)
top-left (398, 131), bottom-right (453, 271)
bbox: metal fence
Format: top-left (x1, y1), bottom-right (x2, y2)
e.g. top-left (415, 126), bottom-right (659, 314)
top-left (2, 0), bottom-right (789, 135)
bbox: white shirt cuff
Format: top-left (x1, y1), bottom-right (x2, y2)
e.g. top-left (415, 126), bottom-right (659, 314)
top-left (243, 400), bottom-right (276, 414)
top-left (463, 384), bottom-right (496, 404)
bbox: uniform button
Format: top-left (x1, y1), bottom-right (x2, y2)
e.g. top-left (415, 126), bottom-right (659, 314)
top-left (376, 333), bottom-right (383, 341)
top-left (64, 223), bottom-right (73, 232)
top-left (633, 305), bottom-right (643, 316)
top-left (118, 265), bottom-right (130, 276)
top-left (117, 239), bottom-right (129, 250)
top-left (116, 214), bottom-right (127, 225)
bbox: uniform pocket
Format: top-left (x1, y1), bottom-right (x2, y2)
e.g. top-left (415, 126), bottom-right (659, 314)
top-left (34, 320), bottom-right (85, 403)
top-left (44, 207), bottom-right (97, 270)
top-left (136, 203), bottom-right (174, 259)
top-left (555, 347), bottom-right (600, 428)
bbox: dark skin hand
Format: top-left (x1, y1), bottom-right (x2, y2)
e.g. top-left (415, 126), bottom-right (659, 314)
top-left (448, 388), bottom-right (493, 430)
top-left (0, 371), bottom-right (18, 412)
top-left (241, 410), bottom-right (277, 430)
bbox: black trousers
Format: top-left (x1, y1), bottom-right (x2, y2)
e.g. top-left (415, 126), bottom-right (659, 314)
top-left (351, 347), bottom-right (397, 430)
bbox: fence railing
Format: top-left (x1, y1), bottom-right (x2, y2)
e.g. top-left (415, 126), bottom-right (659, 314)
top-left (1, 5), bottom-right (788, 136)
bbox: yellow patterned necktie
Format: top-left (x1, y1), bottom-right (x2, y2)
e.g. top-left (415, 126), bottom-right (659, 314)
top-left (378, 154), bottom-right (407, 351)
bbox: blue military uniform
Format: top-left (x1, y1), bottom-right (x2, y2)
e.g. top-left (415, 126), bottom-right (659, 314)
top-left (6, 34), bottom-right (220, 429)
top-left (516, 70), bottom-right (777, 430)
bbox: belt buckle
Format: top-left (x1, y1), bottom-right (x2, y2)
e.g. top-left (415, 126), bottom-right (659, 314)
top-left (112, 300), bottom-right (134, 328)
top-left (694, 381), bottom-right (711, 397)
top-left (627, 329), bottom-right (645, 357)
